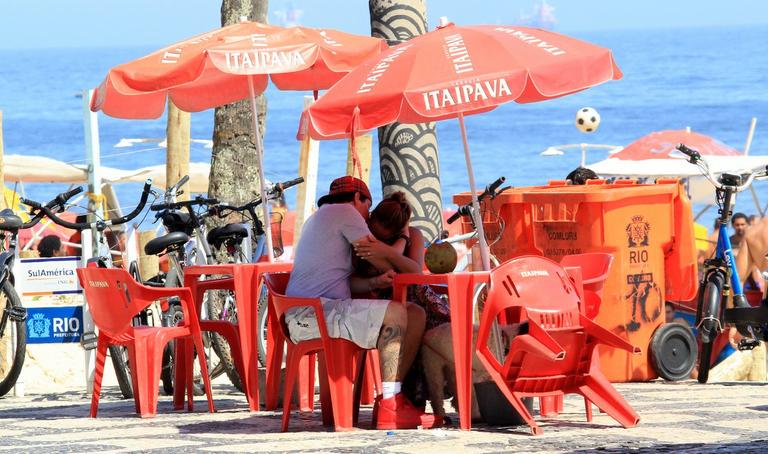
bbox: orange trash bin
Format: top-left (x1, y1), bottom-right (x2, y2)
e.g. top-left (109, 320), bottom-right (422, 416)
top-left (454, 179), bottom-right (697, 381)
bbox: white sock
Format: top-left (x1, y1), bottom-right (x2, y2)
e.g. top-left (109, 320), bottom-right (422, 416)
top-left (382, 381), bottom-right (401, 399)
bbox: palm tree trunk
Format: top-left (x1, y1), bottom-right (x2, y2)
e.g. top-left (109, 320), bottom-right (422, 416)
top-left (369, 0), bottom-right (443, 241)
top-left (209, 0), bottom-right (269, 220)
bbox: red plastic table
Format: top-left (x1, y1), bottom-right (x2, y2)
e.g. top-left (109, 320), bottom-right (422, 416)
top-left (183, 261), bottom-right (292, 411)
top-left (392, 271), bottom-right (490, 430)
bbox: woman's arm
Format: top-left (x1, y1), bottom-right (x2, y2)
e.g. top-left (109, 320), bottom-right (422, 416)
top-left (353, 233), bottom-right (422, 274)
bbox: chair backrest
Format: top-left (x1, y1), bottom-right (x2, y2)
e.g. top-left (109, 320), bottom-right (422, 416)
top-left (484, 255), bottom-right (582, 329)
top-left (77, 267), bottom-right (149, 339)
top-left (560, 253), bottom-right (613, 290)
top-left (560, 253), bottom-right (613, 319)
top-left (264, 272), bottom-right (291, 316)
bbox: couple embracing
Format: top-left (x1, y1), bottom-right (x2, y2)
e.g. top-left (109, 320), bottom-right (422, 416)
top-left (285, 176), bottom-right (447, 429)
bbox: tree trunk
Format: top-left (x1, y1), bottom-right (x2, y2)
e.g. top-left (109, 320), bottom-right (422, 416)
top-left (209, 0), bottom-right (269, 239)
top-left (369, 0), bottom-right (443, 242)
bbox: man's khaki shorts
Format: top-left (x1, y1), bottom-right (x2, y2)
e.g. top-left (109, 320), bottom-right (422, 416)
top-left (286, 298), bottom-right (390, 349)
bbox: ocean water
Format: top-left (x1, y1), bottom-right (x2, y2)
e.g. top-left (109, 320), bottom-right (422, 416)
top-left (1, 25), bottom-right (767, 230)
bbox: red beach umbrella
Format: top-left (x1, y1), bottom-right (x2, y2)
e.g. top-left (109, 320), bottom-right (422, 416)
top-left (300, 19), bottom-right (622, 269)
top-left (610, 129), bottom-right (741, 160)
top-left (91, 19), bottom-right (386, 260)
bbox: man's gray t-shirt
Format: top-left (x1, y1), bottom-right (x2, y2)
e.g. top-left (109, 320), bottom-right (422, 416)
top-left (286, 203), bottom-right (371, 299)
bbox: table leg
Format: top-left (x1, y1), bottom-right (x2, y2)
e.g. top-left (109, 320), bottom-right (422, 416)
top-left (233, 266), bottom-right (260, 411)
top-left (448, 274), bottom-right (475, 430)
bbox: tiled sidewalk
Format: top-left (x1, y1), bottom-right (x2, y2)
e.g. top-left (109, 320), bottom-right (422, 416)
top-left (0, 381), bottom-right (766, 453)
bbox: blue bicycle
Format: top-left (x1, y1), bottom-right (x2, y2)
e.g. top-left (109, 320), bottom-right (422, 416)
top-left (677, 143), bottom-right (768, 383)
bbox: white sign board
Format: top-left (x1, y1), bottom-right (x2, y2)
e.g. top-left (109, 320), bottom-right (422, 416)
top-left (16, 257), bottom-right (82, 297)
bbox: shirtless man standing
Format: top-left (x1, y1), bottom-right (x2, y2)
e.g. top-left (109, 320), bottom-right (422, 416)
top-left (736, 217), bottom-right (768, 294)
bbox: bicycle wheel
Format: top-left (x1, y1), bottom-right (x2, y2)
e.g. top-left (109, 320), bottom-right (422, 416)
top-left (206, 291), bottom-right (244, 392)
top-left (109, 346), bottom-right (133, 399)
top-left (0, 282), bottom-right (26, 397)
top-left (697, 273), bottom-right (724, 384)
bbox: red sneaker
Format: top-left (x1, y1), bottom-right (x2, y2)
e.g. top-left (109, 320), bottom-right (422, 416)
top-left (375, 394), bottom-right (442, 430)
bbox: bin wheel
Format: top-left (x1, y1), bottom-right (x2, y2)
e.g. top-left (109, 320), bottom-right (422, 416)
top-left (650, 323), bottom-right (698, 381)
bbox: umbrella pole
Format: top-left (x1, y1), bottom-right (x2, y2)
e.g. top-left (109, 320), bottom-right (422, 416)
top-left (248, 76), bottom-right (274, 262)
top-left (457, 113), bottom-right (491, 272)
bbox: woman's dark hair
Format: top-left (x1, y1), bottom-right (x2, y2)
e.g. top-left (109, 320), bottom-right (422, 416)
top-left (566, 167), bottom-right (599, 185)
top-left (370, 192), bottom-right (411, 235)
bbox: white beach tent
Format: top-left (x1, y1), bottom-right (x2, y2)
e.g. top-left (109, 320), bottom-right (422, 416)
top-left (588, 155), bottom-right (768, 204)
top-left (584, 128), bottom-right (768, 208)
top-left (4, 154), bottom-right (133, 184)
top-left (4, 154), bottom-right (211, 193)
top-left (111, 162), bottom-right (211, 193)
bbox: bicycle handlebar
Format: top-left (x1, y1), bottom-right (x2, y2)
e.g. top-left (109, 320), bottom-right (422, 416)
top-left (675, 143), bottom-right (701, 163)
top-left (150, 195), bottom-right (220, 212)
top-left (20, 186), bottom-right (86, 229)
top-left (208, 177), bottom-right (304, 218)
top-left (28, 180), bottom-right (154, 231)
top-left (170, 175), bottom-right (190, 194)
top-left (447, 177), bottom-right (507, 225)
top-left (273, 176), bottom-right (304, 194)
top-left (676, 143), bottom-right (765, 193)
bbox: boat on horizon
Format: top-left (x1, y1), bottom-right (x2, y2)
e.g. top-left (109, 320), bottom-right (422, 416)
top-left (518, 0), bottom-right (557, 30)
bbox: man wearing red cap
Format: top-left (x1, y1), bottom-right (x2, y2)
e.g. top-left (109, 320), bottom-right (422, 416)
top-left (286, 176), bottom-right (438, 429)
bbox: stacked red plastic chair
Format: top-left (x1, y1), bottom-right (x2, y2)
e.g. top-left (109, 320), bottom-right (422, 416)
top-left (264, 273), bottom-right (383, 432)
top-left (475, 255), bottom-right (640, 435)
top-left (561, 253), bottom-right (614, 320)
top-left (77, 267), bottom-right (214, 418)
top-left (540, 252), bottom-right (615, 418)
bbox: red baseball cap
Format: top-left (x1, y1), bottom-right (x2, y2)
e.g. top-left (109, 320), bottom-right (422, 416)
top-left (317, 176), bottom-right (372, 207)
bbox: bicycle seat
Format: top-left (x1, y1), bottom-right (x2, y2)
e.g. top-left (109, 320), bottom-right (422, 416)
top-left (207, 223), bottom-right (248, 249)
top-left (0, 209), bottom-right (22, 231)
top-left (144, 231), bottom-right (189, 256)
top-left (161, 210), bottom-right (195, 235)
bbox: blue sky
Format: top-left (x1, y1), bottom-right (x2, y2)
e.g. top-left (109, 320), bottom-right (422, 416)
top-left (2, 0), bottom-right (767, 49)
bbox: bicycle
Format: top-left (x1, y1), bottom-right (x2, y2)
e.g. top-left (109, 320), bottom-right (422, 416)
top-left (24, 180), bottom-right (154, 398)
top-left (147, 176), bottom-right (303, 391)
top-left (204, 177), bottom-right (303, 372)
top-left (144, 175), bottom-right (222, 394)
top-left (0, 187), bottom-right (87, 397)
top-left (676, 143), bottom-right (768, 383)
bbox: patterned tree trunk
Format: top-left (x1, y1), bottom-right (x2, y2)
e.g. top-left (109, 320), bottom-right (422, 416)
top-left (369, 0), bottom-right (443, 241)
top-left (209, 0), bottom-right (269, 226)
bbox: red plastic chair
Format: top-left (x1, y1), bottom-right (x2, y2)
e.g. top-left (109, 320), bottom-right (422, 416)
top-left (264, 272), bottom-right (382, 431)
top-left (541, 253), bottom-right (614, 419)
top-left (77, 267), bottom-right (214, 418)
top-left (475, 255), bottom-right (640, 435)
top-left (560, 253), bottom-right (614, 320)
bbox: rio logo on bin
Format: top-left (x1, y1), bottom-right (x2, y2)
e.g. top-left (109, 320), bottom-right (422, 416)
top-left (626, 215), bottom-right (650, 248)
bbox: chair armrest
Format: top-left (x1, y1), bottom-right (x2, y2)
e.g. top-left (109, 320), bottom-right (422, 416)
top-left (526, 320), bottom-right (567, 360)
top-left (579, 314), bottom-right (641, 354)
